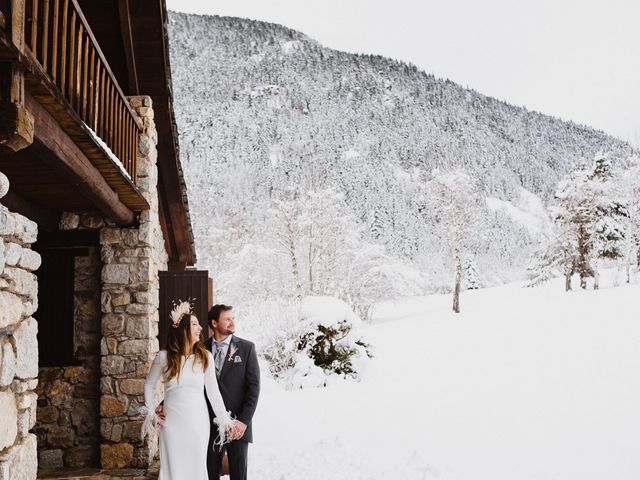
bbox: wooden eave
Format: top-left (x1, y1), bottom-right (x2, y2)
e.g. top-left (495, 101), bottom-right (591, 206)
top-left (129, 0), bottom-right (196, 266)
top-left (78, 0), bottom-right (196, 266)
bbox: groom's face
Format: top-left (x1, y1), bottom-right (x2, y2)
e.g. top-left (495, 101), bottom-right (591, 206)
top-left (213, 310), bottom-right (236, 337)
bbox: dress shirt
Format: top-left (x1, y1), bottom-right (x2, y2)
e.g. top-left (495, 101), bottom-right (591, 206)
top-left (212, 334), bottom-right (233, 361)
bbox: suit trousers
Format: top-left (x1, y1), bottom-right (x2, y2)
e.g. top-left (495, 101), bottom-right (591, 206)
top-left (208, 439), bottom-right (249, 480)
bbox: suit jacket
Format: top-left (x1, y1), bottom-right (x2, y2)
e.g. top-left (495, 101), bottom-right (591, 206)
top-left (204, 335), bottom-right (260, 443)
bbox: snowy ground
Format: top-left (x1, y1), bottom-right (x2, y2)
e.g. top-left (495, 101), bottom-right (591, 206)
top-left (242, 276), bottom-right (640, 480)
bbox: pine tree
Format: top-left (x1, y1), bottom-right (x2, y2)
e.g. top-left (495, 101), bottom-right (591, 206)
top-left (540, 152), bottom-right (629, 290)
top-left (586, 153), bottom-right (629, 289)
top-left (462, 258), bottom-right (481, 290)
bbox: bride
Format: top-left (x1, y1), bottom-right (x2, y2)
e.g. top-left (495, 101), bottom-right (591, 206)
top-left (143, 301), bottom-right (235, 479)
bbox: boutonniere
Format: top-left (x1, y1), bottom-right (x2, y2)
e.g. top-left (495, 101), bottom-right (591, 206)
top-left (227, 344), bottom-right (238, 362)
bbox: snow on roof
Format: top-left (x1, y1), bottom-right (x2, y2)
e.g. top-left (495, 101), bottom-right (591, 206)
top-left (84, 123), bottom-right (133, 182)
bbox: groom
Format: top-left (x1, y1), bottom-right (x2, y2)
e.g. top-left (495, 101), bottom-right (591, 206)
top-left (204, 304), bottom-right (260, 480)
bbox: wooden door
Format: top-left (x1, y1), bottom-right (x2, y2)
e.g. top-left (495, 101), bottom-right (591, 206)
top-left (158, 270), bottom-right (213, 348)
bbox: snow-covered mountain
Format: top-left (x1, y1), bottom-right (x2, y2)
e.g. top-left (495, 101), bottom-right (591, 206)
top-left (166, 12), bottom-right (635, 291)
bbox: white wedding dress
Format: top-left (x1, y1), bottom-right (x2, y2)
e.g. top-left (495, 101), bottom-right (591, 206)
top-left (144, 351), bottom-right (233, 480)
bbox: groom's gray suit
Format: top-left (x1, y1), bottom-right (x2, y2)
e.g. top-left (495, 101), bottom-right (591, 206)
top-left (204, 334), bottom-right (260, 480)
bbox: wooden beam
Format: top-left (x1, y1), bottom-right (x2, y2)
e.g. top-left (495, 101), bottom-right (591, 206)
top-left (24, 91), bottom-right (135, 225)
top-left (158, 164), bottom-right (192, 264)
top-left (11, 0), bottom-right (27, 53)
top-left (1, 188), bottom-right (59, 230)
top-left (117, 0), bottom-right (138, 94)
top-left (0, 98), bottom-right (34, 150)
top-left (157, 180), bottom-right (177, 261)
top-left (0, 62), bottom-right (33, 151)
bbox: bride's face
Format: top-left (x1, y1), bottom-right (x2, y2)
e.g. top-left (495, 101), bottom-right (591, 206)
top-left (189, 316), bottom-right (202, 345)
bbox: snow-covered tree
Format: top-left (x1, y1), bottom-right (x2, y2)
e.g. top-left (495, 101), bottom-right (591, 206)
top-left (552, 165), bottom-right (593, 289)
top-left (424, 169), bottom-right (484, 312)
top-left (533, 152), bottom-right (630, 290)
top-left (618, 155), bottom-right (640, 281)
top-left (268, 186), bottom-right (359, 299)
top-left (304, 189), bottom-right (359, 296)
top-left (270, 188), bottom-right (307, 300)
top-left (462, 258), bottom-right (481, 290)
top-left (261, 184), bottom-right (426, 319)
top-left (526, 224), bottom-right (577, 290)
top-left (340, 244), bottom-right (426, 320)
top-left (576, 153), bottom-right (628, 289)
top-left (589, 154), bottom-right (628, 288)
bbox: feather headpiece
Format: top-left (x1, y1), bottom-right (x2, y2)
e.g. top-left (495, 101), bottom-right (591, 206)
top-left (169, 299), bottom-right (193, 328)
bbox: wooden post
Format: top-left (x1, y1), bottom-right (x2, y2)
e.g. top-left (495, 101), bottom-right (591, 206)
top-left (0, 61), bottom-right (34, 152)
top-left (0, 2), bottom-right (34, 151)
top-left (0, 97), bottom-right (34, 151)
top-left (10, 0), bottom-right (27, 53)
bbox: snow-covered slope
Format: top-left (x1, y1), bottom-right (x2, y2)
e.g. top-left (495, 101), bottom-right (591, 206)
top-left (167, 12), bottom-right (635, 289)
top-left (248, 277), bottom-right (640, 479)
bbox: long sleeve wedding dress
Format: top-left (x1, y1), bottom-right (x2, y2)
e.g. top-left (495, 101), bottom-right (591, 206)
top-left (144, 350), bottom-right (233, 480)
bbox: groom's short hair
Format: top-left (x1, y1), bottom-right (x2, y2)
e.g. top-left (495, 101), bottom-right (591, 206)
top-left (208, 304), bottom-right (233, 325)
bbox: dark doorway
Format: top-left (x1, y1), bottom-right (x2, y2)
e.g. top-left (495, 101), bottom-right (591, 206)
top-left (33, 230), bottom-right (102, 470)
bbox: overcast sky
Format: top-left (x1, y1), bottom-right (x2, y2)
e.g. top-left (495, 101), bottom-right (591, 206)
top-left (166, 0), bottom-right (640, 147)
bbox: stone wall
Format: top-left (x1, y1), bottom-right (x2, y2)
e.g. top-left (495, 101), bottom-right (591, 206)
top-left (99, 96), bottom-right (168, 469)
top-left (36, 244), bottom-right (101, 469)
top-left (1, 95), bottom-right (167, 476)
top-left (0, 171), bottom-right (41, 480)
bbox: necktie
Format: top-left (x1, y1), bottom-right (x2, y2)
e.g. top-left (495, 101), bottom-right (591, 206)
top-left (214, 342), bottom-right (225, 377)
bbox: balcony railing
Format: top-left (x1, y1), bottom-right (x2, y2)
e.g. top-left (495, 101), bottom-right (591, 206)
top-left (23, 0), bottom-right (141, 182)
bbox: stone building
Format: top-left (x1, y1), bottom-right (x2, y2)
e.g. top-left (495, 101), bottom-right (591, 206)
top-left (0, 1), bottom-right (211, 477)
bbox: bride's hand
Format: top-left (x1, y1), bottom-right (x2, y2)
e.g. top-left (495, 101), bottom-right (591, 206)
top-left (231, 420), bottom-right (247, 440)
top-left (152, 413), bottom-right (165, 429)
top-left (225, 421), bottom-right (236, 440)
top-left (153, 404), bottom-right (166, 429)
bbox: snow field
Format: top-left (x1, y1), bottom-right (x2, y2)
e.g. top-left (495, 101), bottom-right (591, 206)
top-left (247, 279), bottom-right (640, 479)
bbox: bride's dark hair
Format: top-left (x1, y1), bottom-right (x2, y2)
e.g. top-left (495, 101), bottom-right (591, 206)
top-left (164, 313), bottom-right (209, 382)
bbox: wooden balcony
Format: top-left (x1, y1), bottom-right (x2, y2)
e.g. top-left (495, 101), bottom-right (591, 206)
top-left (0, 0), bottom-right (149, 223)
